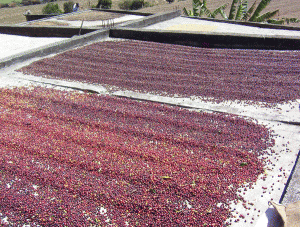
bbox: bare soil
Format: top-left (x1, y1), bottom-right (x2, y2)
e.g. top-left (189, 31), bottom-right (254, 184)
top-left (29, 20), bottom-right (69, 26)
top-left (140, 0), bottom-right (300, 26)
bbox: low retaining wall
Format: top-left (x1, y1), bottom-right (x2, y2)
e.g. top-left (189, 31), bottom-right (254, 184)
top-left (120, 10), bottom-right (181, 28)
top-left (25, 14), bottom-right (60, 21)
top-left (110, 28), bottom-right (300, 50)
top-left (0, 25), bottom-right (98, 38)
top-left (91, 8), bottom-right (153, 16)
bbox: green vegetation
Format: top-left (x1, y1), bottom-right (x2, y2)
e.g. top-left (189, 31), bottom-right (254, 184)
top-left (228, 0), bottom-right (279, 22)
top-left (118, 0), bottom-right (145, 10)
top-left (42, 2), bottom-right (62, 14)
top-left (96, 0), bottom-right (112, 9)
top-left (183, 0), bottom-right (299, 25)
top-left (63, 1), bottom-right (74, 13)
top-left (183, 0), bottom-right (229, 19)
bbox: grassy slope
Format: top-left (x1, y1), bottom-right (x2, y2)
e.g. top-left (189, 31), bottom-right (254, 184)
top-left (0, 0), bottom-right (22, 4)
top-left (0, 0), bottom-right (299, 25)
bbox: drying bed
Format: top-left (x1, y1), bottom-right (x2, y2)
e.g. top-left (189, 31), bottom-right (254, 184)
top-left (18, 40), bottom-right (300, 105)
top-left (0, 87), bottom-right (275, 226)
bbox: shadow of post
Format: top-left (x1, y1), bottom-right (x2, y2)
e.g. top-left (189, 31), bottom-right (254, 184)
top-left (265, 207), bottom-right (284, 227)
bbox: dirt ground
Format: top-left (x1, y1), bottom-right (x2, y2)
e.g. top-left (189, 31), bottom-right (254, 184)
top-left (0, 0), bottom-right (299, 25)
top-left (28, 20), bottom-right (69, 26)
top-left (140, 0), bottom-right (300, 26)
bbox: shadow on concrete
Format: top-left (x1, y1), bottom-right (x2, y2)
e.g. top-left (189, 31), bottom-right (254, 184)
top-left (265, 207), bottom-right (284, 227)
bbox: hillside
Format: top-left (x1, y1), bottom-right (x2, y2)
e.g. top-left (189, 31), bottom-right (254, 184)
top-left (140, 0), bottom-right (300, 26)
top-left (0, 0), bottom-right (299, 25)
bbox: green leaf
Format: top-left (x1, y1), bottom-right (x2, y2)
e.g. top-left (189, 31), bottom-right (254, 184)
top-left (249, 0), bottom-right (272, 22)
top-left (183, 7), bottom-right (191, 16)
top-left (267, 19), bottom-right (285, 24)
top-left (243, 0), bottom-right (257, 20)
top-left (235, 2), bottom-right (244, 20)
top-left (220, 8), bottom-right (228, 19)
top-left (200, 3), bottom-right (212, 17)
top-left (240, 162), bottom-right (248, 166)
top-left (193, 6), bottom-right (199, 16)
top-left (193, 0), bottom-right (201, 8)
top-left (211, 3), bottom-right (228, 19)
top-left (255, 9), bottom-right (279, 22)
top-left (149, 188), bottom-right (156, 193)
top-left (285, 18), bottom-right (300, 24)
top-left (228, 0), bottom-right (239, 20)
top-left (240, 0), bottom-right (248, 19)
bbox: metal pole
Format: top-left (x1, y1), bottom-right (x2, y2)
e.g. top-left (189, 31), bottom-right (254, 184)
top-left (79, 19), bottom-right (84, 35)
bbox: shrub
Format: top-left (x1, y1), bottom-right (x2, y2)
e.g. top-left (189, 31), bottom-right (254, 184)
top-left (143, 1), bottom-right (152, 7)
top-left (22, 0), bottom-right (41, 5)
top-left (118, 0), bottom-right (131, 10)
top-left (96, 0), bottom-right (112, 9)
top-left (118, 0), bottom-right (144, 10)
top-left (42, 3), bottom-right (62, 14)
top-left (130, 0), bottom-right (144, 10)
top-left (8, 2), bottom-right (17, 7)
top-left (31, 0), bottom-right (41, 4)
top-left (0, 3), bottom-right (9, 8)
top-left (63, 1), bottom-right (74, 13)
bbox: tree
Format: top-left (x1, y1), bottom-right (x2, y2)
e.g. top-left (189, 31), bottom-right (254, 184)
top-left (96, 0), bottom-right (112, 9)
top-left (42, 3), bottom-right (62, 14)
top-left (63, 1), bottom-right (74, 13)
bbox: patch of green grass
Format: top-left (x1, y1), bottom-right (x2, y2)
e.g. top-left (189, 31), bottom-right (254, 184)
top-left (0, 0), bottom-right (22, 4)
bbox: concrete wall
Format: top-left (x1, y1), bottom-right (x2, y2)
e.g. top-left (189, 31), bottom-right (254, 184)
top-left (91, 8), bottom-right (152, 16)
top-left (110, 28), bottom-right (300, 50)
top-left (0, 25), bottom-right (98, 38)
top-left (119, 10), bottom-right (181, 28)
